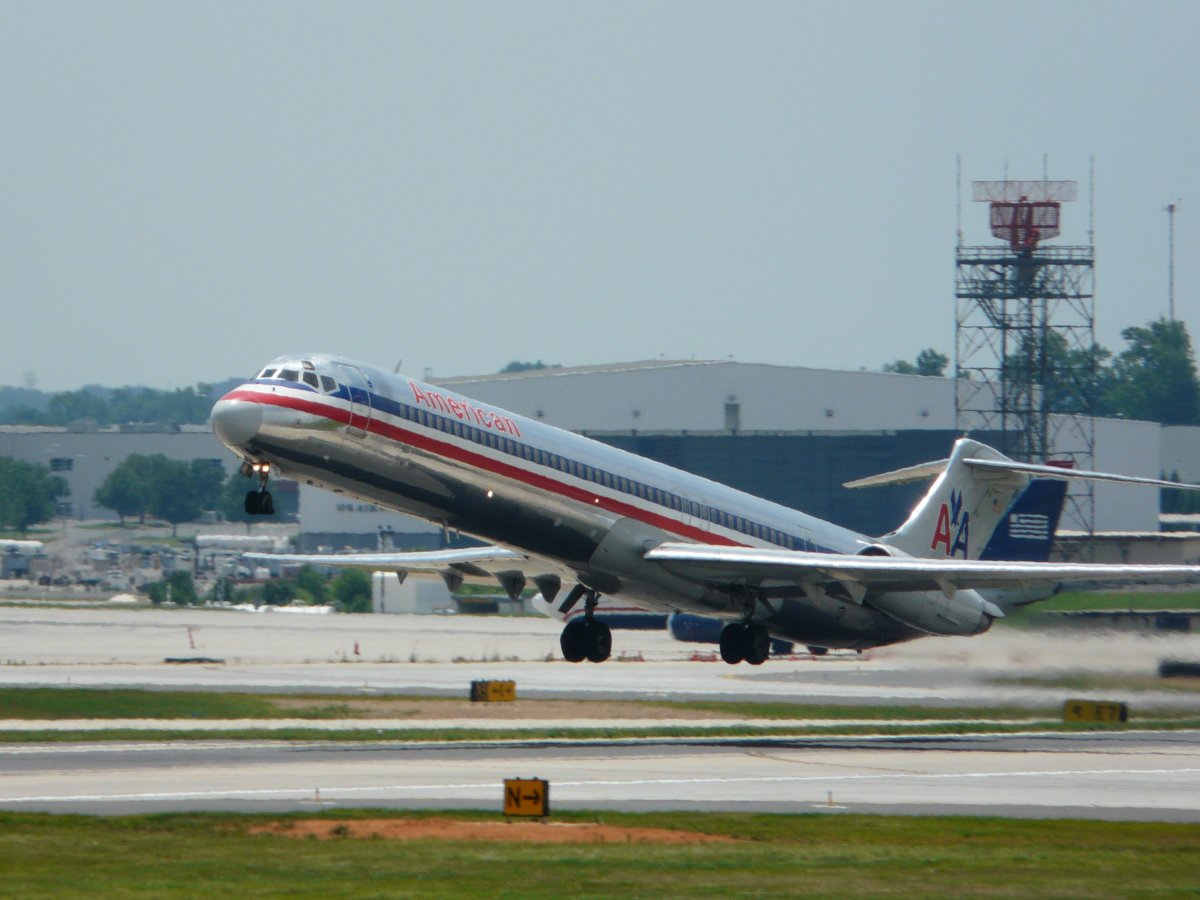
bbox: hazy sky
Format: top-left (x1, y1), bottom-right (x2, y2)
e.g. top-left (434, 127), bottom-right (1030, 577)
top-left (2, 1), bottom-right (1197, 391)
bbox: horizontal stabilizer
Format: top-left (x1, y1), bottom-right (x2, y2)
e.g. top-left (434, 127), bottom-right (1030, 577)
top-left (843, 459), bottom-right (949, 489)
top-left (964, 457), bottom-right (1200, 490)
top-left (845, 455), bottom-right (1200, 491)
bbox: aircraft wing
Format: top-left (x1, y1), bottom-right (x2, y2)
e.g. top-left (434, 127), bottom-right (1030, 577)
top-left (645, 542), bottom-right (1200, 605)
top-left (242, 547), bottom-right (574, 602)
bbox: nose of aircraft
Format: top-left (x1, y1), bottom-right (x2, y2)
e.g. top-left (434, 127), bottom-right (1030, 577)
top-left (210, 396), bottom-right (263, 449)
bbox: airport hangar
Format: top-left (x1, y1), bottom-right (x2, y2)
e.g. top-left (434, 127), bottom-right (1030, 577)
top-left (1, 358), bottom-right (1191, 559)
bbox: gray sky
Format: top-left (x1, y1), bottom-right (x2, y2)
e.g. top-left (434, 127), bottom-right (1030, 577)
top-left (2, 1), bottom-right (1197, 391)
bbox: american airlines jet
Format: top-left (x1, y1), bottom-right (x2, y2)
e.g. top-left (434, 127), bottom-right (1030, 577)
top-left (210, 353), bottom-right (1200, 666)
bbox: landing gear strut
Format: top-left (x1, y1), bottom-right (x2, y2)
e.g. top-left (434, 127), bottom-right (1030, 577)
top-left (243, 461), bottom-right (275, 516)
top-left (719, 589), bottom-right (771, 666)
top-left (559, 588), bottom-right (612, 664)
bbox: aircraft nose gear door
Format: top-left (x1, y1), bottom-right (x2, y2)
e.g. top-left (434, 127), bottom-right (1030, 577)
top-left (337, 365), bottom-right (372, 436)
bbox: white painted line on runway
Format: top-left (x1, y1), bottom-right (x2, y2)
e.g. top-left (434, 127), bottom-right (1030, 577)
top-left (0, 717), bottom-right (1047, 732)
top-left (0, 729), bottom-right (1196, 755)
top-left (3, 767), bottom-right (1199, 805)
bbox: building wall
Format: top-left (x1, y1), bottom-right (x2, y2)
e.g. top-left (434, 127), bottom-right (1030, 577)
top-left (1092, 418), bottom-right (1162, 532)
top-left (1161, 426), bottom-right (1200, 482)
top-left (595, 429), bottom-right (977, 536)
top-left (297, 483), bottom-right (442, 546)
top-left (0, 426), bottom-right (236, 519)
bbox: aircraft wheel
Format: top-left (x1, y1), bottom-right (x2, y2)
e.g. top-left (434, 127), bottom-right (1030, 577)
top-left (560, 620), bottom-right (588, 663)
top-left (260, 491), bottom-right (275, 515)
top-left (807, 645), bottom-right (829, 656)
top-left (745, 624), bottom-right (771, 666)
top-left (244, 490), bottom-right (261, 515)
top-left (585, 620), bottom-right (612, 663)
top-left (719, 623), bottom-right (746, 665)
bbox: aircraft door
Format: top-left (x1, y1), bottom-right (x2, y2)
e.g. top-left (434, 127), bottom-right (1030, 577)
top-left (337, 364), bottom-right (373, 435)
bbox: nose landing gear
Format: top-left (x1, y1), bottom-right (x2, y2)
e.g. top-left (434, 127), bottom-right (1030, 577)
top-left (242, 461), bottom-right (275, 516)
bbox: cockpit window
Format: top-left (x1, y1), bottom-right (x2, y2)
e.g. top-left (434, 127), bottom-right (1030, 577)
top-left (279, 369), bottom-right (300, 382)
top-left (320, 375), bottom-right (338, 393)
top-left (257, 368), bottom-right (278, 379)
top-left (302, 371), bottom-right (319, 389)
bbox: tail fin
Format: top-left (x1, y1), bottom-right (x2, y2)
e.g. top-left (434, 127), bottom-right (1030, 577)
top-left (848, 437), bottom-right (1199, 561)
top-left (869, 439), bottom-right (1029, 560)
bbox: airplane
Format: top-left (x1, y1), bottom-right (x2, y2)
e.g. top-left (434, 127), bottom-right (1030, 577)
top-left (210, 353), bottom-right (1200, 666)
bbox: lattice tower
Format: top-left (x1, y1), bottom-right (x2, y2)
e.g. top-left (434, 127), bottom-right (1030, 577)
top-left (955, 179), bottom-right (1096, 535)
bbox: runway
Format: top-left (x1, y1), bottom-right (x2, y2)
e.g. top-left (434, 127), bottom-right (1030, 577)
top-left (3, 605), bottom-right (1200, 709)
top-left (3, 731), bottom-right (1199, 821)
top-left (3, 605), bottom-right (1200, 821)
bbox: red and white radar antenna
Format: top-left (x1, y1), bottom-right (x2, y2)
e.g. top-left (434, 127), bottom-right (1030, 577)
top-left (973, 180), bottom-right (1078, 251)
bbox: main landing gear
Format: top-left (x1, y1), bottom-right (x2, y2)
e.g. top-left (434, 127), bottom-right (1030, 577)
top-left (719, 622), bottom-right (770, 665)
top-left (242, 461), bottom-right (275, 516)
top-left (718, 588), bottom-right (771, 665)
top-left (558, 586), bottom-right (612, 664)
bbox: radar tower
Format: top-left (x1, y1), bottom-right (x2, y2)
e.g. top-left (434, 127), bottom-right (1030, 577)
top-left (955, 173), bottom-right (1096, 534)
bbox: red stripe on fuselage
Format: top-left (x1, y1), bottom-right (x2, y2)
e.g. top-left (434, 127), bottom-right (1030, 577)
top-left (223, 387), bottom-right (741, 547)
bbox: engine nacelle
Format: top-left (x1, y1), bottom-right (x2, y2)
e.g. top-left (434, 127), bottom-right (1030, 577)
top-left (854, 540), bottom-right (997, 636)
top-left (866, 589), bottom-right (995, 637)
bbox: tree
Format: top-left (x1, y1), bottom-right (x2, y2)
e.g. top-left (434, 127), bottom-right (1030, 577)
top-left (0, 458), bottom-right (69, 532)
top-left (188, 459), bottom-right (226, 512)
top-left (95, 454), bottom-right (219, 535)
top-left (46, 389), bottom-right (109, 425)
top-left (147, 458), bottom-right (204, 537)
top-left (883, 348), bottom-right (948, 377)
top-left (293, 565), bottom-right (330, 606)
top-left (94, 455), bottom-right (158, 523)
top-left (260, 578), bottom-right (297, 606)
top-left (333, 569), bottom-right (373, 613)
top-left (1001, 332), bottom-right (1111, 415)
top-left (145, 571), bottom-right (198, 605)
top-left (499, 360), bottom-right (560, 374)
top-left (1098, 319), bottom-right (1200, 425)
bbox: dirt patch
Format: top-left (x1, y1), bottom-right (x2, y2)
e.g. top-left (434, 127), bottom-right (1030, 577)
top-left (250, 817), bottom-right (741, 844)
top-left (270, 698), bottom-right (731, 721)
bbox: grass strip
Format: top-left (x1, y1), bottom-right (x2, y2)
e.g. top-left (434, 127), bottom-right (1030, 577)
top-left (1, 809), bottom-right (1197, 898)
top-left (2, 718), bottom-right (1199, 744)
top-left (0, 687), bottom-right (1064, 722)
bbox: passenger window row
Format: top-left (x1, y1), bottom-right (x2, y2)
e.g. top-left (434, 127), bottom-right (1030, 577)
top-left (397, 399), bottom-right (803, 549)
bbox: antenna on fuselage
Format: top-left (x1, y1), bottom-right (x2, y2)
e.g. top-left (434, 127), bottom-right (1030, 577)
top-left (393, 359), bottom-right (403, 373)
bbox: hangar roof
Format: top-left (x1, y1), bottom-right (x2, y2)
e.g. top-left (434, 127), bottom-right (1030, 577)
top-left (436, 360), bottom-right (955, 434)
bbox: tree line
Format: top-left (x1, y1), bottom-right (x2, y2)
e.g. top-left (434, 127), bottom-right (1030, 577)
top-left (0, 381), bottom-right (237, 427)
top-left (144, 567), bottom-right (373, 613)
top-left (0, 458), bottom-right (69, 532)
top-left (886, 317), bottom-right (1200, 426)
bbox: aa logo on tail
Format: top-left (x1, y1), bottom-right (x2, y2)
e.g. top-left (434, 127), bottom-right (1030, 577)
top-left (931, 488), bottom-right (970, 558)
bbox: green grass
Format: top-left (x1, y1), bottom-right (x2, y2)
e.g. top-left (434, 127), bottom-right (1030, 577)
top-left (0, 688), bottom-right (1055, 722)
top-left (0, 529), bottom-right (55, 541)
top-left (992, 672), bottom-right (1200, 694)
top-left (0, 810), bottom-right (1197, 897)
top-left (1003, 589), bottom-right (1200, 625)
top-left (0, 688), bottom-right (349, 720)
